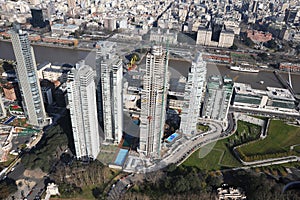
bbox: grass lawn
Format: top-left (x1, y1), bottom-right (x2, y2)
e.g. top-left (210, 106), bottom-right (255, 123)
top-left (237, 120), bottom-right (300, 157)
top-left (182, 120), bottom-right (262, 170)
top-left (183, 138), bottom-right (242, 170)
top-left (197, 123), bottom-right (209, 132)
top-left (230, 52), bottom-right (254, 61)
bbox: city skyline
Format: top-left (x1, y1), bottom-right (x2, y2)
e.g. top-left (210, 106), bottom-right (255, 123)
top-left (0, 0), bottom-right (300, 198)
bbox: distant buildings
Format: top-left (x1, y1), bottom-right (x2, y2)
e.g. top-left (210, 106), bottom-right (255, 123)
top-left (104, 17), bottom-right (117, 31)
top-left (139, 45), bottom-right (168, 158)
top-left (149, 28), bottom-right (178, 45)
top-left (67, 61), bottom-right (100, 160)
top-left (51, 24), bottom-right (79, 36)
top-left (279, 62), bottom-right (300, 72)
top-left (30, 8), bottom-right (46, 28)
top-left (246, 30), bottom-right (272, 43)
top-left (180, 53), bottom-right (206, 135)
top-left (96, 42), bottom-right (124, 144)
top-left (196, 27), bottom-right (234, 48)
top-left (10, 27), bottom-right (48, 127)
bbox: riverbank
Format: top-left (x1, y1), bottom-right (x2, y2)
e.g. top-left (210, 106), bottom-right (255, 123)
top-left (0, 38), bottom-right (94, 52)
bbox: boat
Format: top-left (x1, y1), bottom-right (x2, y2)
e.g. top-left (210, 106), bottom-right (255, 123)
top-left (230, 66), bottom-right (259, 73)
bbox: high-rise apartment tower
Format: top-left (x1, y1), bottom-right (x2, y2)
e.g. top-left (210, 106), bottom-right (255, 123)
top-left (139, 45), bottom-right (169, 158)
top-left (67, 61), bottom-right (100, 160)
top-left (10, 28), bottom-right (47, 127)
top-left (96, 42), bottom-right (123, 144)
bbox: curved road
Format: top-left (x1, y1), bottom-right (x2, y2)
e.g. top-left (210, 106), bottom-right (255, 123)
top-left (130, 119), bottom-right (224, 173)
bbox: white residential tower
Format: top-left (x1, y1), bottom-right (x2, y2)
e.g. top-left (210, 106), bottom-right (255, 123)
top-left (67, 61), bottom-right (100, 160)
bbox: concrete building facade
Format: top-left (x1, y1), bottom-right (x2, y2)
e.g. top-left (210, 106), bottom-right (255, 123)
top-left (67, 61), bottom-right (100, 160)
top-left (10, 28), bottom-right (47, 127)
top-left (96, 42), bottom-right (123, 144)
top-left (139, 45), bottom-right (169, 158)
top-left (180, 52), bottom-right (207, 135)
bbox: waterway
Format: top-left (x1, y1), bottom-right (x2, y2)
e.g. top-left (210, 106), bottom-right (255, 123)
top-left (1, 40), bottom-right (300, 94)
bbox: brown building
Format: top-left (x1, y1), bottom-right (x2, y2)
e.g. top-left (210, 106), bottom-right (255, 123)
top-left (247, 30), bottom-right (272, 43)
top-left (279, 62), bottom-right (300, 72)
top-left (2, 82), bottom-right (17, 101)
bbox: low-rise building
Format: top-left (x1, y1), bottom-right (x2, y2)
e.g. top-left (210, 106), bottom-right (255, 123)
top-left (216, 184), bottom-right (247, 200)
top-left (2, 82), bottom-right (17, 101)
top-left (37, 62), bottom-right (71, 83)
top-left (279, 62), bottom-right (300, 72)
top-left (202, 76), bottom-right (233, 127)
top-left (51, 23), bottom-right (79, 35)
top-left (149, 28), bottom-right (178, 45)
top-left (247, 29), bottom-right (272, 43)
top-left (232, 83), bottom-right (298, 114)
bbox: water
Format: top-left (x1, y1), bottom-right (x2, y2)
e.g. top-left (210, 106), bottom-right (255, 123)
top-left (1, 40), bottom-right (299, 94)
top-left (0, 40), bottom-right (92, 65)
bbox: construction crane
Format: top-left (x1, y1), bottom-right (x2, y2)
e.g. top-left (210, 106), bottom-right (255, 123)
top-left (128, 54), bottom-right (138, 71)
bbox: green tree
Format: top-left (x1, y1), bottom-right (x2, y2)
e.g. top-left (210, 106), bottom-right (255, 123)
top-left (0, 178), bottom-right (17, 199)
top-left (264, 39), bottom-right (277, 49)
top-left (229, 43), bottom-right (238, 50)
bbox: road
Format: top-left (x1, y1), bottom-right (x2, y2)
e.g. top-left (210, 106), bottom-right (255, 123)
top-left (107, 175), bottom-right (133, 200)
top-left (229, 106), bottom-right (300, 119)
top-left (125, 119), bottom-right (224, 173)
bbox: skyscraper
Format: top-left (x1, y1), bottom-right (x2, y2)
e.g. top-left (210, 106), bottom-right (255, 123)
top-left (180, 52), bottom-right (206, 135)
top-left (10, 28), bottom-right (47, 127)
top-left (96, 42), bottom-right (123, 144)
top-left (30, 8), bottom-right (46, 28)
top-left (139, 45), bottom-right (168, 158)
top-left (67, 61), bottom-right (100, 160)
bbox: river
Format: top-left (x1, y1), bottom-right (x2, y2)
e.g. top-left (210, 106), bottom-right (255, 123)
top-left (1, 40), bottom-right (300, 94)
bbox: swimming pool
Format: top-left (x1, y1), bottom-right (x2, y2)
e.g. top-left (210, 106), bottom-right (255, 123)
top-left (114, 149), bottom-right (129, 166)
top-left (166, 133), bottom-right (180, 143)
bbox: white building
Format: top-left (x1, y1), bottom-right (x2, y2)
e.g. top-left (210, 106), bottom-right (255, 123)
top-left (67, 61), bottom-right (100, 160)
top-left (51, 24), bottom-right (79, 35)
top-left (0, 96), bottom-right (6, 118)
top-left (202, 76), bottom-right (233, 127)
top-left (10, 28), bottom-right (47, 127)
top-left (139, 45), bottom-right (169, 159)
top-left (216, 185), bottom-right (246, 200)
top-left (180, 53), bottom-right (206, 135)
top-left (96, 42), bottom-right (123, 144)
top-left (37, 62), bottom-right (70, 83)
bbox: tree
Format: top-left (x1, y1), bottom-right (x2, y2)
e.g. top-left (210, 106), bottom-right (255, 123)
top-left (264, 39), bottom-right (277, 49)
top-left (257, 52), bottom-right (268, 61)
top-left (244, 37), bottom-right (255, 47)
top-left (229, 43), bottom-right (238, 50)
top-left (0, 178), bottom-right (17, 199)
